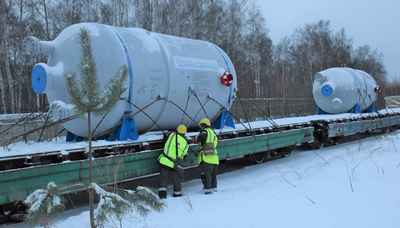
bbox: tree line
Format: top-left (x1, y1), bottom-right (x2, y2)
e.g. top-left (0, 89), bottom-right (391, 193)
top-left (0, 0), bottom-right (398, 114)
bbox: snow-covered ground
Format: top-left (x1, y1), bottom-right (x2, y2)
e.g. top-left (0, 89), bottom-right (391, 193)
top-left (2, 108), bottom-right (400, 158)
top-left (7, 130), bottom-right (400, 228)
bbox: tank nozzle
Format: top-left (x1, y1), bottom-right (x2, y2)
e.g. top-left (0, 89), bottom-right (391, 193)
top-left (31, 63), bottom-right (63, 94)
top-left (24, 36), bottom-right (54, 56)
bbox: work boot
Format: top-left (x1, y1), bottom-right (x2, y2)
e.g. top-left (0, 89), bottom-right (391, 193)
top-left (158, 190), bottom-right (167, 199)
top-left (173, 191), bottom-right (182, 198)
top-left (200, 174), bottom-right (206, 186)
top-left (204, 189), bottom-right (213, 195)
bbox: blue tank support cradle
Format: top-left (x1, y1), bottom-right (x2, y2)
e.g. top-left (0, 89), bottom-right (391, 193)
top-left (212, 110), bottom-right (235, 129)
top-left (352, 103), bottom-right (362, 113)
top-left (113, 115), bottom-right (139, 140)
top-left (66, 131), bottom-right (84, 142)
top-left (366, 103), bottom-right (377, 113)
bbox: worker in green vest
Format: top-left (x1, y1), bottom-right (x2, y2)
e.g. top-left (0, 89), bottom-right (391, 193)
top-left (158, 124), bottom-right (189, 199)
top-left (197, 118), bottom-right (219, 194)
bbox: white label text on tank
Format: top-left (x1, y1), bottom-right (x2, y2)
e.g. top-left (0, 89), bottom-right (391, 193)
top-left (174, 56), bottom-right (219, 71)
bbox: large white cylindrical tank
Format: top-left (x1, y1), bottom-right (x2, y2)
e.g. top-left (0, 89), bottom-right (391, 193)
top-left (312, 67), bottom-right (378, 114)
top-left (29, 23), bottom-right (237, 137)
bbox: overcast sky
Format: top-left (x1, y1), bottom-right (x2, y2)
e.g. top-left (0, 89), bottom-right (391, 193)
top-left (256, 0), bottom-right (400, 79)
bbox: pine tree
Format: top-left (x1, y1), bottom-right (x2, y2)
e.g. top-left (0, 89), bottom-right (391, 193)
top-left (92, 183), bottom-right (131, 228)
top-left (64, 28), bottom-right (127, 228)
top-left (117, 186), bottom-right (165, 216)
top-left (92, 184), bottom-right (165, 228)
top-left (24, 182), bottom-right (64, 228)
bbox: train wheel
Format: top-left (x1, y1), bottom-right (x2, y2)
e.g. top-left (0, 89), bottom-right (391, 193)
top-left (312, 140), bottom-right (323, 150)
top-left (277, 146), bottom-right (294, 157)
top-left (248, 152), bottom-right (268, 164)
top-left (304, 140), bottom-right (322, 150)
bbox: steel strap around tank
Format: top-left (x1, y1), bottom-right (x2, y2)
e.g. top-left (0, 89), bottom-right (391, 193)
top-left (112, 29), bottom-right (134, 111)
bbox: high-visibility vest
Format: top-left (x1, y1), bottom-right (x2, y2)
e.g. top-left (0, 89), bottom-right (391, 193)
top-left (158, 132), bottom-right (189, 169)
top-left (198, 127), bottom-right (219, 165)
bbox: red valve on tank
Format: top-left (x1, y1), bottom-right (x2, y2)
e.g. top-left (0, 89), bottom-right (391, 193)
top-left (220, 72), bottom-right (233, 87)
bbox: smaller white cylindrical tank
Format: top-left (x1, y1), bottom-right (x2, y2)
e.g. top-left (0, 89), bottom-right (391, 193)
top-left (313, 67), bottom-right (379, 114)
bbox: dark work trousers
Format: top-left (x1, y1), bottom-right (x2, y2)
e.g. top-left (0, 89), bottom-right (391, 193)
top-left (159, 165), bottom-right (183, 194)
top-left (200, 162), bottom-right (218, 191)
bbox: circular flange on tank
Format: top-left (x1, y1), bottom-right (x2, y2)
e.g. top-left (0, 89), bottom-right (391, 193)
top-left (321, 84), bottom-right (333, 97)
top-left (32, 64), bottom-right (47, 94)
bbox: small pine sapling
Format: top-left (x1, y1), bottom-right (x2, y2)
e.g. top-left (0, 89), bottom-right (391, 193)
top-left (93, 184), bottom-right (165, 228)
top-left (24, 182), bottom-right (64, 228)
top-left (64, 28), bottom-right (127, 228)
top-left (92, 183), bottom-right (130, 228)
top-left (118, 186), bottom-right (165, 216)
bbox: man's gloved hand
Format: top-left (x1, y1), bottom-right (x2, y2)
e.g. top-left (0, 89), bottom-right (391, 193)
top-left (48, 101), bottom-right (75, 121)
top-left (175, 164), bottom-right (184, 178)
top-left (175, 159), bottom-right (183, 167)
top-left (175, 159), bottom-right (184, 172)
top-left (188, 148), bottom-right (200, 156)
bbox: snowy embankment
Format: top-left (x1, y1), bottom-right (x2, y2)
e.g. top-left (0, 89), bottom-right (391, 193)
top-left (9, 130), bottom-right (400, 228)
top-left (2, 108), bottom-right (400, 158)
top-left (0, 113), bottom-right (43, 123)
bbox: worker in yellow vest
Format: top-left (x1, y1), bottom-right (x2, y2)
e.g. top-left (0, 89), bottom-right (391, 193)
top-left (197, 118), bottom-right (219, 194)
top-left (158, 124), bottom-right (189, 199)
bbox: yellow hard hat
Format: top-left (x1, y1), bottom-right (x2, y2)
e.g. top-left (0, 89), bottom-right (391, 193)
top-left (176, 124), bottom-right (187, 134)
top-left (199, 118), bottom-right (211, 127)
